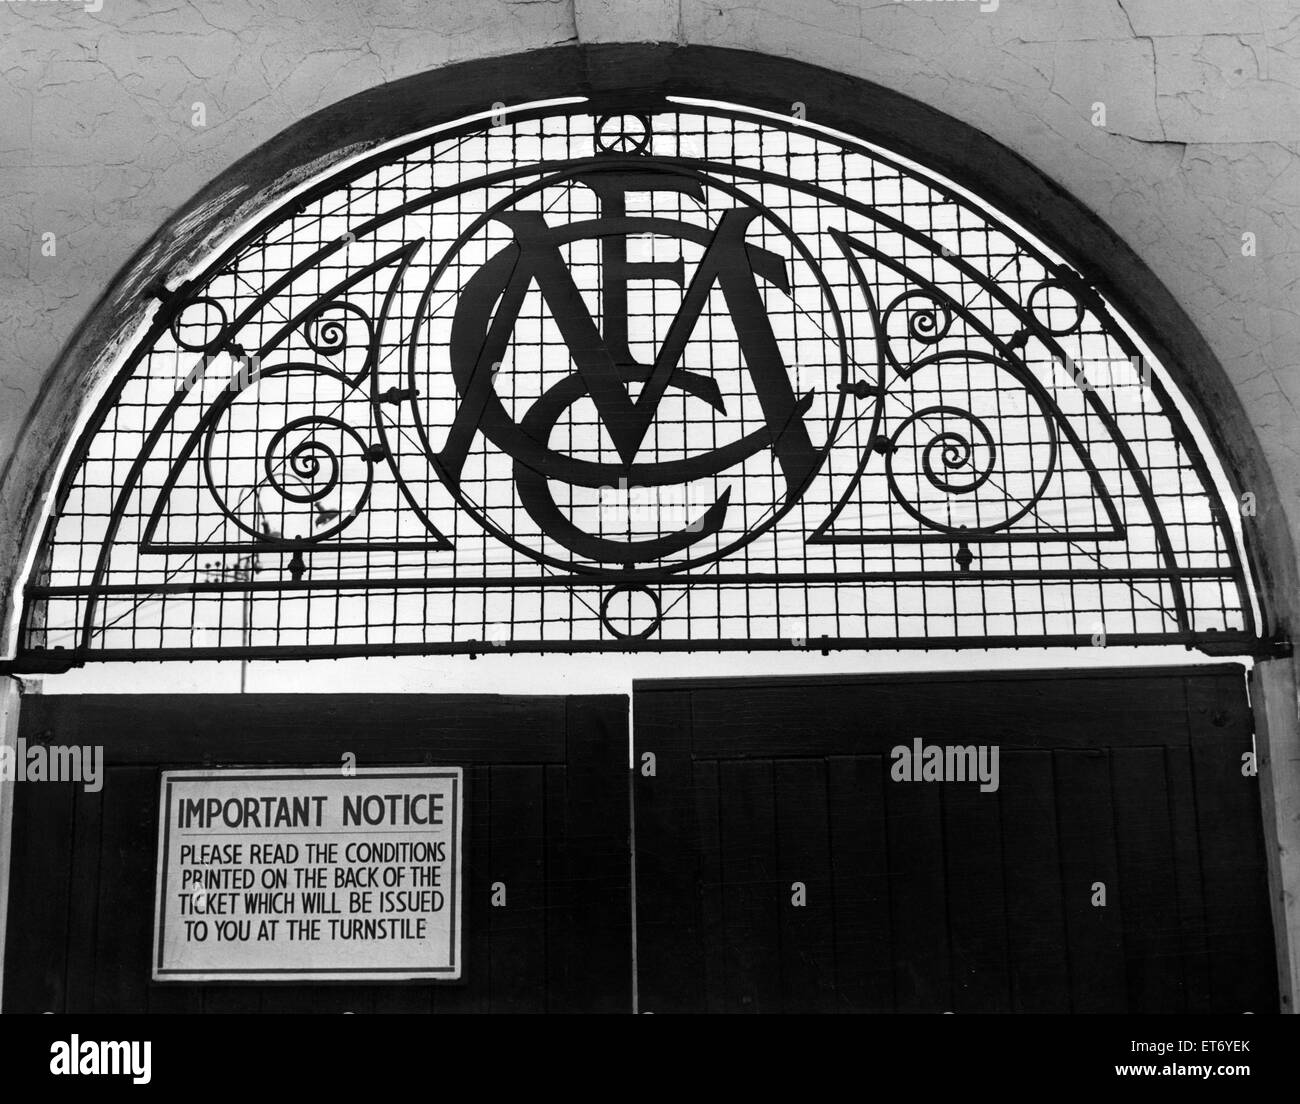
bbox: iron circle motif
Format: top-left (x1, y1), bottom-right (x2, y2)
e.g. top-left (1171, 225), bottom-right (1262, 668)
top-left (594, 114), bottom-right (652, 155)
top-left (403, 157), bottom-right (853, 577)
top-left (169, 295), bottom-right (229, 354)
top-left (1026, 279), bottom-right (1085, 336)
top-left (599, 584), bottom-right (664, 640)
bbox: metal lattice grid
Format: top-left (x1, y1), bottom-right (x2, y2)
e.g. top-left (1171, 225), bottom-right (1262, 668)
top-left (16, 99), bottom-right (1259, 665)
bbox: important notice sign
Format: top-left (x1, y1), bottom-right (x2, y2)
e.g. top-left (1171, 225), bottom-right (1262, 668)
top-left (153, 767), bottom-right (462, 982)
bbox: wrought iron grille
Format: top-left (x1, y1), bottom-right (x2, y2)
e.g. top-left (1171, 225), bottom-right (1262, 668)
top-left (16, 98), bottom-right (1259, 664)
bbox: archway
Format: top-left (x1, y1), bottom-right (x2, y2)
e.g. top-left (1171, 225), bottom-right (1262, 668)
top-left (0, 45), bottom-right (1292, 1013)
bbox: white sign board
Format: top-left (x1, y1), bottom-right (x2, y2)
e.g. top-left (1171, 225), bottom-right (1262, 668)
top-left (153, 767), bottom-right (462, 982)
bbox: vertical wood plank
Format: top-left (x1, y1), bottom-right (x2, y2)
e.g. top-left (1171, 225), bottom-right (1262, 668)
top-left (2, 772), bottom-right (74, 1012)
top-left (1054, 748), bottom-right (1126, 1011)
top-left (1111, 745), bottom-right (1184, 1011)
top-left (943, 779), bottom-right (1011, 1012)
top-left (773, 758), bottom-right (836, 1012)
top-left (884, 774), bottom-right (950, 1012)
top-left (65, 786), bottom-right (104, 1011)
top-left (998, 750), bottom-right (1070, 1012)
top-left (1164, 745), bottom-right (1213, 1012)
top-left (1188, 674), bottom-right (1278, 1012)
top-left (558, 696), bottom-right (630, 1012)
top-left (92, 766), bottom-right (158, 1013)
top-left (433, 764), bottom-right (490, 1013)
top-left (633, 690), bottom-right (701, 1013)
top-left (543, 762), bottom-right (572, 1013)
top-left (486, 764), bottom-right (546, 1013)
top-left (694, 760), bottom-right (726, 1013)
top-left (718, 758), bottom-right (781, 1013)
top-left (826, 754), bottom-right (893, 1011)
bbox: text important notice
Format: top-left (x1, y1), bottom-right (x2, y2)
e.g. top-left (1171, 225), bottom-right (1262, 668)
top-left (152, 767), bottom-right (462, 981)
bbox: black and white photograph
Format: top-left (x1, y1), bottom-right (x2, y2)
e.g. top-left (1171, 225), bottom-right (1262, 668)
top-left (0, 0), bottom-right (1295, 1086)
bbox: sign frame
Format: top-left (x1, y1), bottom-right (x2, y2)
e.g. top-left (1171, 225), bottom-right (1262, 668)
top-left (151, 765), bottom-right (463, 984)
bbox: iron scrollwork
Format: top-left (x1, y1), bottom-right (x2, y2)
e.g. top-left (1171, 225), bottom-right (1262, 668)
top-left (17, 101), bottom-right (1256, 662)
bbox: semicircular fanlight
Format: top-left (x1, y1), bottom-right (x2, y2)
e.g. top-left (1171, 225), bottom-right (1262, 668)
top-left (16, 97), bottom-right (1258, 663)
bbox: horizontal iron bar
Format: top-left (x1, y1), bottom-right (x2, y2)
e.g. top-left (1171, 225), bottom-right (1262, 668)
top-left (2, 631), bottom-right (1281, 674)
top-left (28, 566), bottom-right (1241, 598)
top-left (139, 541), bottom-right (452, 555)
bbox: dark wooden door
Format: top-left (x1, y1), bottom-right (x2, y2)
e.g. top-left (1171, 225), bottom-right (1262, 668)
top-left (635, 665), bottom-right (1278, 1013)
top-left (4, 693), bottom-right (629, 1013)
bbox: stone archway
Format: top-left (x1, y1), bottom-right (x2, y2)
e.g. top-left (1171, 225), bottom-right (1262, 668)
top-left (0, 44), bottom-right (1295, 1010)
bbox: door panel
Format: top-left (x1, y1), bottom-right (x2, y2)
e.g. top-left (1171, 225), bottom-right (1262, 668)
top-left (635, 666), bottom-right (1278, 1013)
top-left (5, 668), bottom-right (1278, 1014)
top-left (3, 694), bottom-right (629, 1014)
